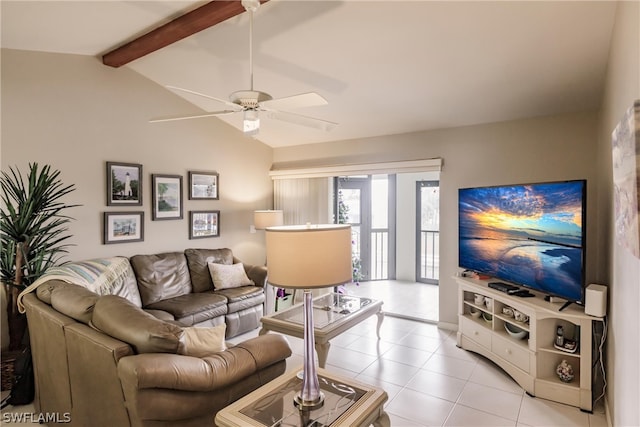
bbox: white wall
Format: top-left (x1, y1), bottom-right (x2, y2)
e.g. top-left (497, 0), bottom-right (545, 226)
top-left (597, 2), bottom-right (640, 425)
top-left (273, 111), bottom-right (599, 329)
top-left (1, 49), bottom-right (274, 349)
top-left (396, 171), bottom-right (439, 281)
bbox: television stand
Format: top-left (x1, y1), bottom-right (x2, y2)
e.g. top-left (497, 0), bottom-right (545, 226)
top-left (456, 276), bottom-right (604, 412)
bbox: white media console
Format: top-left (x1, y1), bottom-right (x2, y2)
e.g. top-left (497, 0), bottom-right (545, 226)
top-left (456, 276), bottom-right (604, 412)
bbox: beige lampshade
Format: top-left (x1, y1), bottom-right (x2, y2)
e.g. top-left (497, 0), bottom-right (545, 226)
top-left (254, 210), bottom-right (284, 230)
top-left (265, 224), bottom-right (352, 289)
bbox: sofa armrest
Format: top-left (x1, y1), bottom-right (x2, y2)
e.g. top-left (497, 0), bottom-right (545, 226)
top-left (117, 334), bottom-right (291, 392)
top-left (243, 263), bottom-right (268, 288)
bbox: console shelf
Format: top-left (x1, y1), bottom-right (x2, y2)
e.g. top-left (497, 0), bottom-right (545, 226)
top-left (456, 276), bottom-right (604, 412)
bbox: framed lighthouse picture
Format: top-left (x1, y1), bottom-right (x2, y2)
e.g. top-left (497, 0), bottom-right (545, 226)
top-left (107, 161), bottom-right (142, 206)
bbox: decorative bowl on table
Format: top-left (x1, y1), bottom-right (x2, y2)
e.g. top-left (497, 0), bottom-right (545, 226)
top-left (504, 322), bottom-right (528, 340)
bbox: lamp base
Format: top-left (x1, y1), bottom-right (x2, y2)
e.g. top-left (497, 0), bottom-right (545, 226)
top-left (294, 289), bottom-right (325, 411)
top-left (293, 391), bottom-right (325, 410)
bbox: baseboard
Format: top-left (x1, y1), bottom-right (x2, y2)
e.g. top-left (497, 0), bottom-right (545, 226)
top-left (438, 321), bottom-right (458, 332)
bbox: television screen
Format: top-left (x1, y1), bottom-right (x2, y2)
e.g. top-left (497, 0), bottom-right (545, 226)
top-left (458, 180), bottom-right (586, 303)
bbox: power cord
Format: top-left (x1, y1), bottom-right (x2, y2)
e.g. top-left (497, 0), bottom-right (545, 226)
top-left (592, 316), bottom-right (607, 407)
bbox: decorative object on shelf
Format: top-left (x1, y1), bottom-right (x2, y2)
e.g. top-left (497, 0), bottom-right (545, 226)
top-left (265, 224), bottom-right (352, 410)
top-left (188, 171), bottom-right (219, 200)
top-left (104, 212), bottom-right (144, 244)
top-left (474, 293), bottom-right (485, 305)
top-left (504, 322), bottom-right (528, 340)
top-left (469, 307), bottom-right (482, 318)
top-left (189, 210), bottom-right (220, 239)
top-left (556, 359), bottom-right (575, 383)
top-left (151, 174), bottom-right (183, 220)
top-left (106, 161), bottom-right (142, 206)
top-left (484, 297), bottom-right (493, 311)
top-left (482, 312), bottom-right (493, 322)
top-left (502, 306), bottom-right (514, 317)
top-left (611, 100), bottom-right (640, 259)
top-left (514, 309), bottom-right (529, 323)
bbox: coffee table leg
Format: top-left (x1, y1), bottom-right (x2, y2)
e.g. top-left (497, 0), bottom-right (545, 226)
top-left (258, 327), bottom-right (268, 336)
top-left (376, 310), bottom-right (384, 339)
top-left (373, 411), bottom-right (391, 427)
top-left (315, 340), bottom-right (330, 369)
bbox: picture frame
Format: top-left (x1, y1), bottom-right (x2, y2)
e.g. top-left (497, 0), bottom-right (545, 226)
top-left (106, 162), bottom-right (142, 206)
top-left (189, 210), bottom-right (220, 239)
top-left (103, 212), bottom-right (144, 244)
top-left (152, 174), bottom-right (183, 220)
top-left (188, 171), bottom-right (219, 200)
top-left (612, 100), bottom-right (640, 259)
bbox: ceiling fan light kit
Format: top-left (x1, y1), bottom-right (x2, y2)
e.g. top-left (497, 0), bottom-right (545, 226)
top-left (150, 0), bottom-right (336, 137)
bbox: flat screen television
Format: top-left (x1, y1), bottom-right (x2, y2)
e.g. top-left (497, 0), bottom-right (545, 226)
top-left (458, 180), bottom-right (586, 304)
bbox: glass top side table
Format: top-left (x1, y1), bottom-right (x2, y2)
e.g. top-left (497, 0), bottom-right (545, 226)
top-left (259, 293), bottom-right (384, 368)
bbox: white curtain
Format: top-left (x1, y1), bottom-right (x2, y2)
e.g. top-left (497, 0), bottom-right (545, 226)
top-left (273, 177), bottom-right (332, 225)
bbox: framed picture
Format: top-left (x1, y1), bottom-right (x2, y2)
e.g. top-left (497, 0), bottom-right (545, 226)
top-left (152, 174), bottom-right (183, 220)
top-left (189, 210), bottom-right (220, 239)
top-left (612, 100), bottom-right (640, 259)
top-left (107, 162), bottom-right (142, 206)
top-left (103, 212), bottom-right (144, 244)
top-left (188, 171), bottom-right (219, 200)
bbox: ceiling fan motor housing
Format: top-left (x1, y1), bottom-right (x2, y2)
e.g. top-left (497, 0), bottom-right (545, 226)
top-left (230, 90), bottom-right (272, 109)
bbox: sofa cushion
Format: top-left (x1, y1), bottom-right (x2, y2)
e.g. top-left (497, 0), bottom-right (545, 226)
top-left (92, 295), bottom-right (183, 354)
top-left (215, 286), bottom-right (265, 314)
top-left (130, 252), bottom-right (192, 306)
top-left (185, 248), bottom-right (234, 292)
top-left (178, 324), bottom-right (227, 357)
top-left (208, 262), bottom-right (253, 290)
top-left (145, 292), bottom-right (228, 326)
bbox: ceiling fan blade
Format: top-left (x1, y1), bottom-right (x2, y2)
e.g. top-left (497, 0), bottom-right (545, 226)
top-left (259, 92), bottom-right (328, 111)
top-left (264, 110), bottom-right (337, 132)
top-left (150, 110), bottom-right (238, 123)
top-left (166, 86), bottom-right (243, 110)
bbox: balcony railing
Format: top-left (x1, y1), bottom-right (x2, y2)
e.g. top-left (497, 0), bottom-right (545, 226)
top-left (371, 230), bottom-right (388, 280)
top-left (419, 230), bottom-right (439, 284)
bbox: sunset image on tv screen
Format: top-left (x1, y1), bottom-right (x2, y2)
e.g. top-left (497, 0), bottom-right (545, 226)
top-left (459, 181), bottom-right (585, 302)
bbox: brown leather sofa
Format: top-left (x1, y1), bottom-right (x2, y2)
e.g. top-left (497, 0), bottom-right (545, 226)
top-left (21, 248), bottom-right (292, 426)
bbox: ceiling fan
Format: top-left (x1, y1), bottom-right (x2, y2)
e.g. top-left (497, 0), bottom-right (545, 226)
top-left (150, 0), bottom-right (336, 136)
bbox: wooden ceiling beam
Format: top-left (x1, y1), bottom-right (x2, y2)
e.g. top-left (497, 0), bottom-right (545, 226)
top-left (102, 0), bottom-right (269, 68)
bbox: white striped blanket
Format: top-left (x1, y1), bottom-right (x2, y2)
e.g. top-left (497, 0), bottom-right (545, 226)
top-left (17, 257), bottom-right (132, 313)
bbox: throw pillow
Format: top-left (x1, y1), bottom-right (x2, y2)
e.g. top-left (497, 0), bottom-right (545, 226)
top-left (208, 262), bottom-right (253, 290)
top-left (178, 324), bottom-right (227, 357)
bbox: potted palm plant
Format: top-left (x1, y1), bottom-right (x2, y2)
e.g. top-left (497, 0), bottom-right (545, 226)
top-left (1, 163), bottom-right (77, 352)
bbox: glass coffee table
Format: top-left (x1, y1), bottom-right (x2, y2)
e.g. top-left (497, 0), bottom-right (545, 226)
top-left (259, 293), bottom-right (384, 369)
top-left (215, 367), bottom-right (390, 427)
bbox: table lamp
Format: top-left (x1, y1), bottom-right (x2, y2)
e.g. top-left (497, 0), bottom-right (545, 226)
top-left (265, 224), bottom-right (352, 410)
top-left (254, 210), bottom-right (284, 230)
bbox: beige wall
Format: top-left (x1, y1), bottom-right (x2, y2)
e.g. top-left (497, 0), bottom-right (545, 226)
top-left (597, 1), bottom-right (640, 425)
top-left (1, 49), bottom-right (274, 348)
top-left (274, 111), bottom-right (599, 329)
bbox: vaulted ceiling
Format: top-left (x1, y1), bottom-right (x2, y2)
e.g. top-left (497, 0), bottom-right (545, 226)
top-left (1, 1), bottom-right (618, 147)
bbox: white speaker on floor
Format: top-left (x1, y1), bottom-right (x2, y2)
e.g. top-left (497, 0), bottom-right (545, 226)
top-left (584, 284), bottom-right (607, 317)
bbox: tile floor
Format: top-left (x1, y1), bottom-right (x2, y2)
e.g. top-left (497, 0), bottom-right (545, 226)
top-left (228, 316), bottom-right (607, 427)
top-left (348, 280), bottom-right (440, 323)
